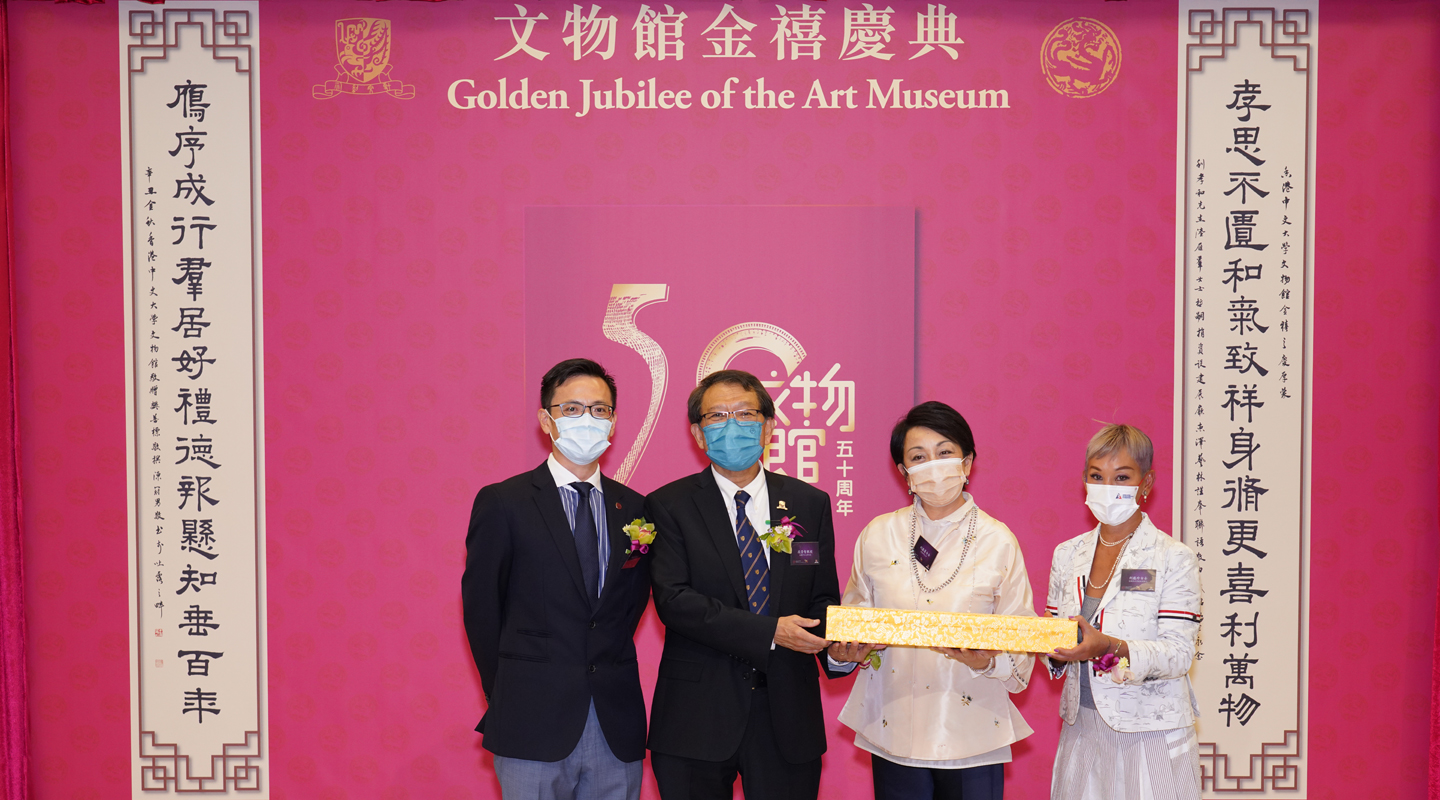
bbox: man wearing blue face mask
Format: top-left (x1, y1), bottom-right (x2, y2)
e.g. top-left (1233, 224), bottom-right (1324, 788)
top-left (462, 358), bottom-right (652, 800)
top-left (645, 369), bottom-right (845, 800)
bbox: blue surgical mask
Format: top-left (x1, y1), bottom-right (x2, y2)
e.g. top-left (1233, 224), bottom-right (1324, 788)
top-left (702, 418), bottom-right (765, 472)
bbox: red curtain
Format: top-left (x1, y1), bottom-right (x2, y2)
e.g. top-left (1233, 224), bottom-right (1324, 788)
top-left (0, 0), bottom-right (29, 797)
top-left (1433, 423), bottom-right (1440, 800)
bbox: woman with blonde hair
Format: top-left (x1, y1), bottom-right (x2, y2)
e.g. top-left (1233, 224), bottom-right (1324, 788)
top-left (1044, 423), bottom-right (1203, 799)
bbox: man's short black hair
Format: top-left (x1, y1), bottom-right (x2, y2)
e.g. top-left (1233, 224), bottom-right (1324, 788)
top-left (686, 369), bottom-right (775, 425)
top-left (540, 358), bottom-right (617, 410)
top-left (888, 401), bottom-right (977, 466)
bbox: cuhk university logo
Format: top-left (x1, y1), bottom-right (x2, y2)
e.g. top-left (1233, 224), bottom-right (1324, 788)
top-left (1040, 17), bottom-right (1122, 99)
top-left (313, 18), bottom-right (416, 100)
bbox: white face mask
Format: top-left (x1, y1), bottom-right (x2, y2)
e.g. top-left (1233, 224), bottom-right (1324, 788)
top-left (905, 457), bottom-right (968, 508)
top-left (1085, 483), bottom-right (1140, 527)
top-left (550, 414), bottom-right (613, 466)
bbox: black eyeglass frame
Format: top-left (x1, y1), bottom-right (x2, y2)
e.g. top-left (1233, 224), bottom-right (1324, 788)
top-left (547, 402), bottom-right (616, 420)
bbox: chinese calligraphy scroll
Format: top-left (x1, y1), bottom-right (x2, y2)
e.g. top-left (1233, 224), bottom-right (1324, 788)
top-left (120, 3), bottom-right (268, 795)
top-left (1174, 5), bottom-right (1316, 796)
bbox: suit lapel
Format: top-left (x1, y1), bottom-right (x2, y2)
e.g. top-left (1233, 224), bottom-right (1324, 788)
top-left (1071, 528), bottom-right (1099, 612)
top-left (598, 476), bottom-right (634, 606)
top-left (531, 464), bottom-right (590, 605)
top-left (692, 469), bottom-right (749, 607)
top-left (764, 471), bottom-right (790, 617)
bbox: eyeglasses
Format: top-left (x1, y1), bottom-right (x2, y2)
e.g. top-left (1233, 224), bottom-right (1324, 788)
top-left (548, 402), bottom-right (615, 420)
top-left (700, 409), bottom-right (765, 425)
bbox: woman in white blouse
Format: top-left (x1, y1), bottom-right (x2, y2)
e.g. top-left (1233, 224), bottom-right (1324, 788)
top-left (828, 401), bottom-right (1035, 800)
top-left (1044, 424), bottom-right (1203, 800)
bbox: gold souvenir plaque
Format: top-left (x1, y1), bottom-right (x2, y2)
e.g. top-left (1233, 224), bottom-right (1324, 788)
top-left (826, 606), bottom-right (1078, 653)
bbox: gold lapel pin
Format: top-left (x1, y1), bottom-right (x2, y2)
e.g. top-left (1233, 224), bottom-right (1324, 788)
top-left (777, 500), bottom-right (788, 511)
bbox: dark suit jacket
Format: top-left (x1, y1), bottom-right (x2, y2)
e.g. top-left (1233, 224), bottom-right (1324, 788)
top-left (645, 468), bottom-right (844, 764)
top-left (462, 462), bottom-right (651, 762)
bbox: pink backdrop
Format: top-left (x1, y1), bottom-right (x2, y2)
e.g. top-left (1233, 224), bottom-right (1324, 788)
top-left (10, 2), bottom-right (1438, 799)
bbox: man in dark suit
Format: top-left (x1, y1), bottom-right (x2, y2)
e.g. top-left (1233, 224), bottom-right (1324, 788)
top-left (463, 358), bottom-right (652, 800)
top-left (645, 369), bottom-right (844, 800)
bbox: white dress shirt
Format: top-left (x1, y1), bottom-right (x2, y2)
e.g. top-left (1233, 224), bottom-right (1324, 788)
top-left (547, 454), bottom-right (609, 592)
top-left (711, 467), bottom-right (776, 649)
top-left (710, 466), bottom-right (772, 566)
top-left (837, 494), bottom-right (1036, 768)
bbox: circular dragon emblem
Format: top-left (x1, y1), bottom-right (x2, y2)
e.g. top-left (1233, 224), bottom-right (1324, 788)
top-left (1041, 17), bottom-right (1122, 99)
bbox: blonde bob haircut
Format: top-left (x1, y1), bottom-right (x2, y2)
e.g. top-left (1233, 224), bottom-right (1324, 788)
top-left (1085, 423), bottom-right (1154, 473)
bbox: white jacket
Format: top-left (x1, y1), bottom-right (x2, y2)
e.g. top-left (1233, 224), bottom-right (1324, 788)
top-left (839, 497), bottom-right (1036, 762)
top-left (1044, 513), bottom-right (1202, 733)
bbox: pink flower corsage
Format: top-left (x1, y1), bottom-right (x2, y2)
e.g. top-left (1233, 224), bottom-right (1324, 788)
top-left (760, 516), bottom-right (806, 554)
top-left (1093, 653), bottom-right (1134, 684)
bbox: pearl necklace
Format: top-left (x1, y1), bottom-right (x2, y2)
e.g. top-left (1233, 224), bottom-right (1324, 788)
top-left (909, 504), bottom-right (978, 594)
top-left (1098, 527), bottom-right (1136, 547)
top-left (1087, 530), bottom-right (1133, 592)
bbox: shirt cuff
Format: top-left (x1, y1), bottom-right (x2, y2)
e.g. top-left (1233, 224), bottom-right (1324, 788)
top-left (1044, 655), bottom-right (1067, 679)
top-left (827, 655), bottom-right (859, 673)
top-left (966, 656), bottom-right (998, 679)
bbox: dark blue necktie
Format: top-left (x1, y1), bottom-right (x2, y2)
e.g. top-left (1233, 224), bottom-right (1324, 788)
top-left (734, 490), bottom-right (770, 615)
top-left (571, 482), bottom-right (600, 603)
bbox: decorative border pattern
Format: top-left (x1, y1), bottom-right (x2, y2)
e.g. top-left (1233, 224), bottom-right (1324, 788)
top-left (1200, 729), bottom-right (1302, 792)
top-left (1187, 8), bottom-right (1311, 73)
top-left (139, 731), bottom-right (262, 793)
top-left (128, 8), bottom-right (252, 75)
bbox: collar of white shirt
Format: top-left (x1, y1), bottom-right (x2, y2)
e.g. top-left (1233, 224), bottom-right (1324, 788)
top-left (710, 466), bottom-right (769, 533)
top-left (547, 454), bottom-right (604, 493)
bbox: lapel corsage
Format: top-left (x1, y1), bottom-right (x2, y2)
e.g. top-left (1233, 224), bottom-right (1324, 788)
top-left (623, 518), bottom-right (656, 556)
top-left (759, 516), bottom-right (804, 553)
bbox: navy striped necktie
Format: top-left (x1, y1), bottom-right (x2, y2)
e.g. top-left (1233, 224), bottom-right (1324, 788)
top-left (734, 490), bottom-right (770, 615)
top-left (570, 482), bottom-right (600, 603)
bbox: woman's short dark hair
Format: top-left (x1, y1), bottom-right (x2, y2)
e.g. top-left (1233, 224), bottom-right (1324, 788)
top-left (540, 358), bottom-right (617, 410)
top-left (888, 401), bottom-right (977, 466)
top-left (686, 369), bottom-right (776, 425)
